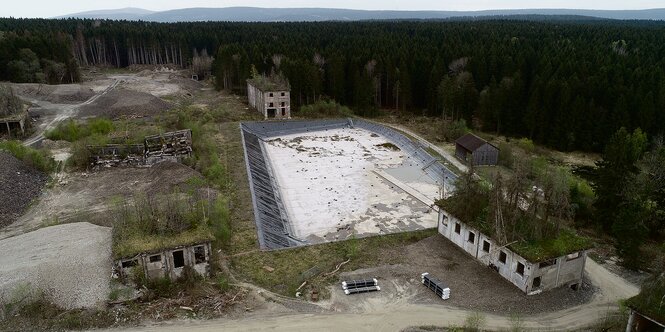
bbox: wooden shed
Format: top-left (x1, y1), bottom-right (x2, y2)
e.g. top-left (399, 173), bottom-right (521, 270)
top-left (454, 133), bottom-right (499, 166)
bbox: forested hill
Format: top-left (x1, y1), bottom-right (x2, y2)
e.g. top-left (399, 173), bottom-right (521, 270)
top-left (55, 7), bottom-right (665, 22)
top-left (1, 18), bottom-right (665, 151)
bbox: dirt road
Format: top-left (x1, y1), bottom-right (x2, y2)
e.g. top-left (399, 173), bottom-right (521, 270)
top-left (22, 79), bottom-right (119, 147)
top-left (105, 259), bottom-right (637, 331)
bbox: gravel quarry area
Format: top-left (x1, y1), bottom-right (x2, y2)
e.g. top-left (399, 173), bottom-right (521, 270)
top-left (0, 222), bottom-right (112, 309)
top-left (0, 152), bottom-right (47, 228)
top-left (78, 88), bottom-right (173, 119)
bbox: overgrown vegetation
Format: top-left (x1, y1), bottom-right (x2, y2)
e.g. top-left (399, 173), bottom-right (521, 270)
top-left (110, 191), bottom-right (228, 259)
top-left (45, 118), bottom-right (114, 142)
top-left (1, 285), bottom-right (114, 331)
top-left (297, 100), bottom-right (352, 118)
top-left (0, 140), bottom-right (56, 173)
top-left (438, 161), bottom-right (592, 261)
top-left (593, 128), bottom-right (665, 269)
top-left (626, 272), bottom-right (665, 324)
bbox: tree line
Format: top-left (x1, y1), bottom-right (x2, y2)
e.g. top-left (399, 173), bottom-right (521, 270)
top-left (1, 18), bottom-right (665, 151)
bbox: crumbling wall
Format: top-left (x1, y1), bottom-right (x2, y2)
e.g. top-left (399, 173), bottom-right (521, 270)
top-left (88, 129), bottom-right (192, 169)
top-left (144, 129), bottom-right (193, 164)
top-left (114, 242), bottom-right (211, 283)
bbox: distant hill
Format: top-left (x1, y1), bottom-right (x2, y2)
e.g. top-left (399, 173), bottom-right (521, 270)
top-left (56, 7), bottom-right (665, 22)
top-left (55, 7), bottom-right (155, 21)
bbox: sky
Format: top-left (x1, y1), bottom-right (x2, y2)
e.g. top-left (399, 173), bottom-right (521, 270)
top-left (2, 0), bottom-right (665, 18)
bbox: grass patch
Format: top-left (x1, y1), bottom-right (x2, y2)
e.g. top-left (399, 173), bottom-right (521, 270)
top-left (45, 118), bottom-right (114, 142)
top-left (509, 229), bottom-right (593, 262)
top-left (0, 140), bottom-right (56, 173)
top-left (231, 229), bottom-right (436, 297)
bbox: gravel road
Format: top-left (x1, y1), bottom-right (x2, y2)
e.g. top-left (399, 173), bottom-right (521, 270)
top-left (101, 259), bottom-right (638, 332)
top-left (0, 222), bottom-right (112, 309)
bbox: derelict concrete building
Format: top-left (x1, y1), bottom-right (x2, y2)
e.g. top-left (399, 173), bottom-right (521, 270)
top-left (455, 133), bottom-right (499, 166)
top-left (115, 242), bottom-right (212, 281)
top-left (247, 77), bottom-right (291, 119)
top-left (437, 210), bottom-right (589, 294)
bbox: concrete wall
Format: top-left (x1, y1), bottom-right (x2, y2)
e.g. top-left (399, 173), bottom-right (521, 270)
top-left (438, 211), bottom-right (587, 294)
top-left (116, 242), bottom-right (211, 282)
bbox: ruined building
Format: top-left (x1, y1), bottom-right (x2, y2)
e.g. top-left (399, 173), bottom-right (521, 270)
top-left (247, 76), bottom-right (291, 119)
top-left (437, 210), bottom-right (590, 295)
top-left (115, 242), bottom-right (212, 282)
top-left (0, 85), bottom-right (27, 137)
top-left (87, 129), bottom-right (192, 169)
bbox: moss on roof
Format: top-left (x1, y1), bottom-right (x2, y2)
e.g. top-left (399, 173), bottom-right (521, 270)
top-left (247, 75), bottom-right (290, 92)
top-left (113, 226), bottom-right (214, 259)
top-left (508, 229), bottom-right (593, 262)
top-left (627, 274), bottom-right (665, 325)
top-left (437, 197), bottom-right (592, 263)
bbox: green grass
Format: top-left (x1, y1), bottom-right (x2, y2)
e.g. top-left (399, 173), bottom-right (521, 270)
top-left (231, 229), bottom-right (436, 297)
top-left (510, 228), bottom-right (593, 262)
top-left (0, 140), bottom-right (56, 173)
top-left (45, 118), bottom-right (114, 142)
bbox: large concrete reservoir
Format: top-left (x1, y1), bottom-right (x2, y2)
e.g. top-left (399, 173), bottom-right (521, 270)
top-left (241, 119), bottom-right (457, 250)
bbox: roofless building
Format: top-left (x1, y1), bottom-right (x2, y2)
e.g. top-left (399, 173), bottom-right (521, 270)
top-left (247, 76), bottom-right (291, 120)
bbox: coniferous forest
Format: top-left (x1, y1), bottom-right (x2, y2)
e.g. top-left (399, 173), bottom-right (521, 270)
top-left (1, 18), bottom-right (665, 151)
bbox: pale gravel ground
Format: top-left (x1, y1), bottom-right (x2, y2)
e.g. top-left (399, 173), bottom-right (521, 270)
top-left (0, 222), bottom-right (112, 309)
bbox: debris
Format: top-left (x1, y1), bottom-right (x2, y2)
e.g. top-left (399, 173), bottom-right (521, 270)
top-left (263, 265), bottom-right (275, 273)
top-left (324, 259), bottom-right (351, 277)
top-left (296, 281), bottom-right (307, 292)
top-left (179, 306), bottom-right (194, 311)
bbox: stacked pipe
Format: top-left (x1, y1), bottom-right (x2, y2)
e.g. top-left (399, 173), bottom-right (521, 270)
top-left (342, 278), bottom-right (380, 295)
top-left (421, 273), bottom-right (450, 300)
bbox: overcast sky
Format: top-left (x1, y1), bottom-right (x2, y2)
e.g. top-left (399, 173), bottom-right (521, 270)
top-left (3, 0), bottom-right (665, 18)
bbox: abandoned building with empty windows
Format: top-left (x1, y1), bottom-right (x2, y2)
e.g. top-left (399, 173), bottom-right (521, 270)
top-left (247, 75), bottom-right (291, 119)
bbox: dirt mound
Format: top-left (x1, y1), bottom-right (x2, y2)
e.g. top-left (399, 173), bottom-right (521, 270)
top-left (12, 83), bottom-right (95, 104)
top-left (78, 88), bottom-right (172, 119)
top-left (0, 222), bottom-right (111, 309)
top-left (0, 152), bottom-right (47, 228)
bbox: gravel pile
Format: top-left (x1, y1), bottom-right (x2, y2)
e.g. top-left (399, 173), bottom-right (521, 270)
top-left (79, 88), bottom-right (172, 119)
top-left (0, 152), bottom-right (47, 228)
top-left (0, 222), bottom-right (112, 309)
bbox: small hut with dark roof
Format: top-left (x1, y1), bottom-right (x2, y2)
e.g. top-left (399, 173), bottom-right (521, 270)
top-left (454, 133), bottom-right (499, 166)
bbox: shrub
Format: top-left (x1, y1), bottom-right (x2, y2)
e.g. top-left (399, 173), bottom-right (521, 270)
top-left (215, 275), bottom-right (231, 292)
top-left (443, 119), bottom-right (469, 142)
top-left (0, 140), bottom-right (56, 173)
top-left (45, 118), bottom-right (114, 142)
top-left (298, 100), bottom-right (353, 118)
top-left (517, 137), bottom-right (535, 153)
